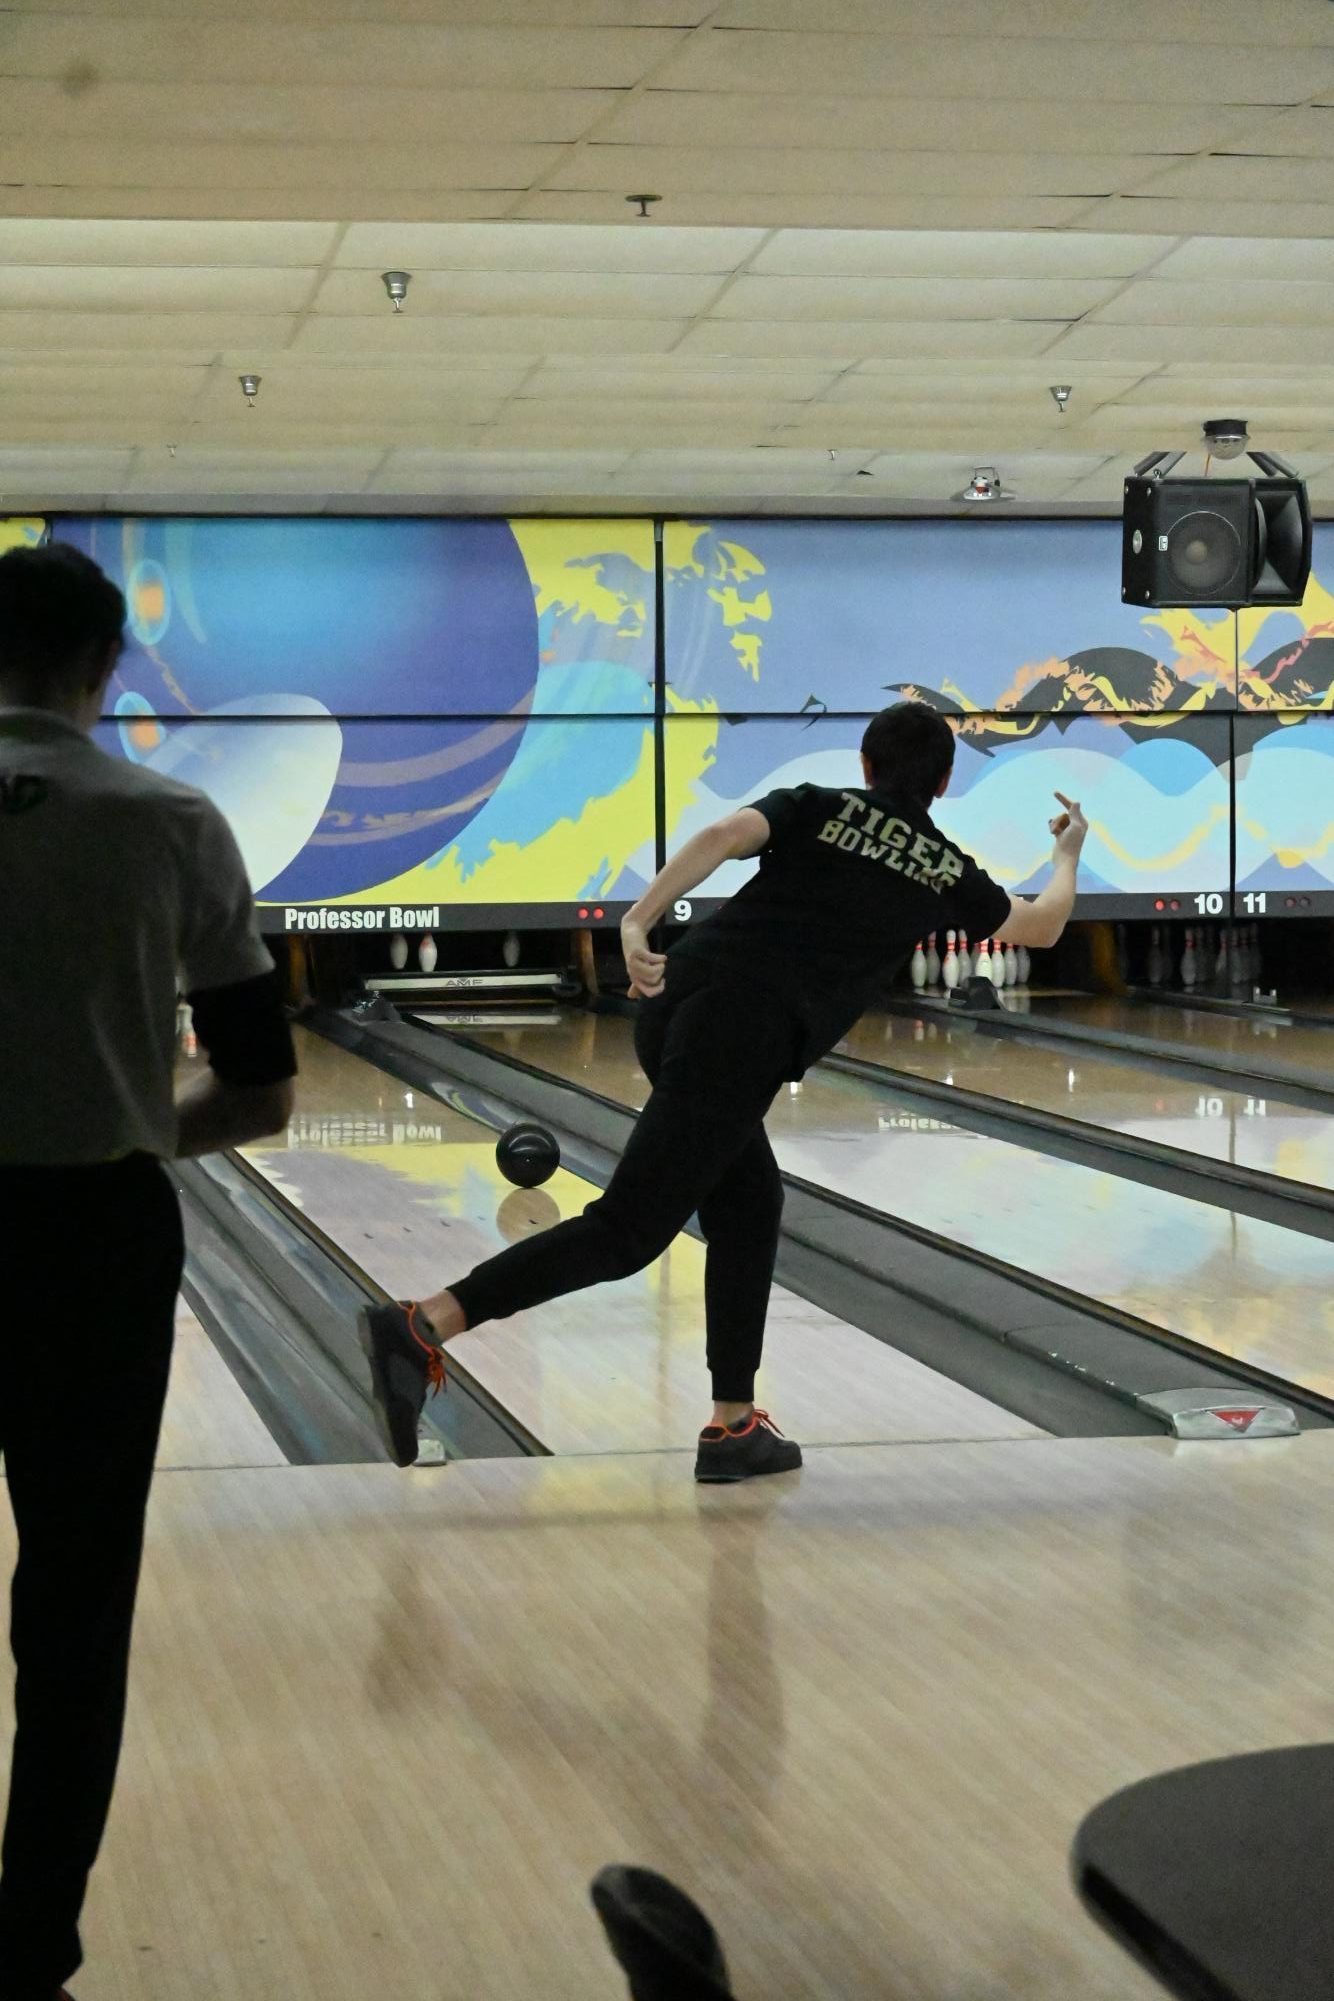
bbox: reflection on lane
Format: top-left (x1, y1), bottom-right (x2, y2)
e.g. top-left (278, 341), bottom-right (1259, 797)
top-left (840, 1011), bottom-right (1334, 1195)
top-left (1021, 995), bottom-right (1334, 1085)
top-left (464, 1011), bottom-right (1334, 1401)
top-left (237, 1026), bottom-right (1031, 1454)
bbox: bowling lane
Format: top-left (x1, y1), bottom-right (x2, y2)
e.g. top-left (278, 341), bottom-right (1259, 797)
top-left (838, 1010), bottom-right (1334, 1194)
top-left (238, 1026), bottom-right (1038, 1455)
top-left (1011, 995), bottom-right (1334, 1091)
top-left (460, 1010), bottom-right (1334, 1402)
top-left (158, 1307), bottom-right (288, 1470)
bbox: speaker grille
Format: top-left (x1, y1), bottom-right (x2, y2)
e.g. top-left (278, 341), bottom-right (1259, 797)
top-left (1165, 510), bottom-right (1242, 596)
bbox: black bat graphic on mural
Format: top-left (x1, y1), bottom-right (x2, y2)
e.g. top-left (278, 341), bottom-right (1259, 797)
top-left (1240, 634), bottom-right (1334, 710)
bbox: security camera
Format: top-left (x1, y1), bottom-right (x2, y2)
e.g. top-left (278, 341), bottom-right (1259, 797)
top-left (1201, 418), bottom-right (1249, 461)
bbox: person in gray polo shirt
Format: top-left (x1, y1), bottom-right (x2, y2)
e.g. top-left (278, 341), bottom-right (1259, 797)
top-left (0, 543), bottom-right (297, 2001)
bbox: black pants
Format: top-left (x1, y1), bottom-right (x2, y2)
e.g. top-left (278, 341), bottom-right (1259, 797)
top-left (452, 962), bottom-right (801, 1403)
top-left (0, 1154), bottom-right (181, 1999)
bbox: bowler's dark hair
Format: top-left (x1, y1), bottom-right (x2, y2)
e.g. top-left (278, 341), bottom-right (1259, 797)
top-left (860, 701), bottom-right (955, 804)
top-left (0, 542), bottom-right (126, 697)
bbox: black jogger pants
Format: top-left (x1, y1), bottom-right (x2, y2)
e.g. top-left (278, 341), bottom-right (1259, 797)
top-left (451, 961), bottom-right (801, 1402)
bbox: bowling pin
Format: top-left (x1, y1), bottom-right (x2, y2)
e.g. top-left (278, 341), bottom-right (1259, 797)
top-left (181, 1003), bottom-right (197, 1059)
top-left (418, 931), bottom-right (438, 973)
top-left (925, 932), bottom-right (941, 986)
top-left (1004, 940), bottom-right (1018, 987)
top-left (502, 929), bottom-right (521, 969)
top-left (942, 929), bottom-right (959, 991)
top-left (975, 937), bottom-right (993, 983)
top-left (910, 940), bottom-right (928, 990)
top-left (1180, 927), bottom-right (1197, 989)
top-left (991, 940), bottom-right (1007, 990)
top-left (957, 930), bottom-right (972, 982)
top-left (389, 931), bottom-right (409, 970)
top-left (1016, 943), bottom-right (1031, 986)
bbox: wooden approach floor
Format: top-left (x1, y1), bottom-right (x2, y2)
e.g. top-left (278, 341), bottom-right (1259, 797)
top-left (5, 1426), bottom-right (1332, 2000)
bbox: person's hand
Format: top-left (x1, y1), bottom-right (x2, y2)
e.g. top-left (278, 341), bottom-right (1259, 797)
top-left (621, 920), bottom-right (667, 999)
top-left (1050, 791), bottom-right (1088, 862)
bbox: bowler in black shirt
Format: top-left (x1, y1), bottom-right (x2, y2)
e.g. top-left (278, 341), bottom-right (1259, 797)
top-left (360, 701), bottom-right (1087, 1483)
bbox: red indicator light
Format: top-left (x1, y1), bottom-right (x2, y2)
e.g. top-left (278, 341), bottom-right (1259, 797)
top-left (1153, 898), bottom-right (1165, 911)
top-left (578, 906), bottom-right (589, 919)
top-left (594, 907), bottom-right (604, 919)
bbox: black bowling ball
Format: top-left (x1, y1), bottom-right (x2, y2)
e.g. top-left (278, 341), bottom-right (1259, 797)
top-left (495, 1121), bottom-right (560, 1189)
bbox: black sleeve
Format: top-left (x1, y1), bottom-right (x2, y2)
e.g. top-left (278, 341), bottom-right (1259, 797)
top-left (187, 969), bottom-right (297, 1089)
top-left (946, 854), bottom-right (1012, 942)
top-left (747, 786), bottom-right (806, 851)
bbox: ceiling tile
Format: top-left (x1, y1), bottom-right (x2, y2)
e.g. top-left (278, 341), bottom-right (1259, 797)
top-left (1141, 156), bottom-right (1334, 203)
top-left (30, 0), bottom-right (713, 19)
top-left (0, 265), bottom-right (310, 312)
top-left (335, 222), bottom-right (764, 272)
top-left (518, 191), bottom-right (1095, 229)
top-left (125, 448), bottom-right (381, 492)
top-left (750, 229), bottom-right (1170, 279)
top-left (822, 367), bottom-right (1144, 405)
top-left (0, 311), bottom-right (295, 351)
top-left (652, 30), bottom-right (1334, 104)
top-left (0, 80), bottom-right (616, 148)
top-left (0, 447), bottom-right (135, 481)
top-left (0, 19), bottom-right (684, 89)
top-left (710, 0), bottom-right (1334, 44)
top-left (1092, 279), bottom-right (1334, 326)
top-left (679, 318), bottom-right (1068, 359)
top-left (1046, 321), bottom-right (1334, 365)
top-left (0, 219), bottom-right (338, 266)
top-left (603, 90), bottom-right (1265, 158)
top-left (1074, 197), bottom-right (1334, 238)
top-left (711, 274), bottom-right (1119, 321)
top-left (547, 143), bottom-right (1156, 198)
top-left (293, 315), bottom-right (689, 356)
top-left (1219, 108), bottom-right (1334, 158)
top-left (1151, 235), bottom-right (1334, 282)
top-left (312, 269), bottom-right (723, 318)
top-left (1128, 370), bottom-right (1334, 402)
top-left (0, 187), bottom-right (525, 224)
top-left (518, 362), bottom-right (838, 399)
top-left (0, 138), bottom-right (562, 193)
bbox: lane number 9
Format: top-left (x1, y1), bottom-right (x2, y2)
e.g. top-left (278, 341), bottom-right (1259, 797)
top-left (673, 899), bottom-right (693, 923)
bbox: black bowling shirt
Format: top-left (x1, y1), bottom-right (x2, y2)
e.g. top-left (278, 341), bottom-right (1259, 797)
top-left (672, 782), bottom-right (1011, 1074)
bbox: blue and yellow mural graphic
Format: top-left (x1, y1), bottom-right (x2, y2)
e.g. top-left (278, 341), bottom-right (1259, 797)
top-left (663, 519), bottom-right (1334, 905)
top-left (64, 516), bottom-right (682, 911)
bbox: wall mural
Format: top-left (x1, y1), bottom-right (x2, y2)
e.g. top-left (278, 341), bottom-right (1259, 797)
top-left (5, 511), bottom-right (1330, 924)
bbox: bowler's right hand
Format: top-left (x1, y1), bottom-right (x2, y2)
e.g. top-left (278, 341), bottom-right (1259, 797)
top-left (621, 920), bottom-right (667, 999)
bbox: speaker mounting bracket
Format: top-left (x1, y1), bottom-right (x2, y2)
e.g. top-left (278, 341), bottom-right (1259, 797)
top-left (1131, 447), bottom-right (1298, 482)
top-left (1131, 450), bottom-right (1185, 481)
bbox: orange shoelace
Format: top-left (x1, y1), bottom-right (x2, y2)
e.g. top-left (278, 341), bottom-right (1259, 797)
top-left (405, 1303), bottom-right (448, 1397)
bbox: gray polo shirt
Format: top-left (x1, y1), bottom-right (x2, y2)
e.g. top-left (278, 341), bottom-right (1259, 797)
top-left (1, 707), bottom-right (272, 1166)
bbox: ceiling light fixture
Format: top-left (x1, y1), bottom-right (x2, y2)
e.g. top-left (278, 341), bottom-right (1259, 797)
top-left (1050, 384), bottom-right (1072, 414)
top-left (381, 270), bottom-right (411, 312)
top-left (238, 374), bottom-right (261, 407)
top-left (626, 193), bottom-right (661, 217)
top-left (951, 466), bottom-right (1015, 503)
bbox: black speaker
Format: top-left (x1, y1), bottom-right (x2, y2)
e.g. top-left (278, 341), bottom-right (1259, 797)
top-left (1121, 475), bottom-right (1311, 609)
